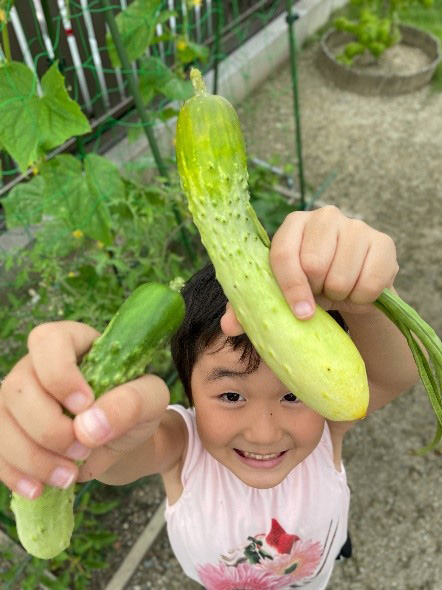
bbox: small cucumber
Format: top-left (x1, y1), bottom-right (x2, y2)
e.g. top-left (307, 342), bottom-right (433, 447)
top-left (176, 68), bottom-right (369, 421)
top-left (11, 282), bottom-right (185, 559)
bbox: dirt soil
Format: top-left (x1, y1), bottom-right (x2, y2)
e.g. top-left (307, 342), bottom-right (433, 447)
top-left (2, 40), bottom-right (441, 590)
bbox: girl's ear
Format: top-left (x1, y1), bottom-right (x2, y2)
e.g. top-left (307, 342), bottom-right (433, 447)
top-left (220, 302), bottom-right (244, 336)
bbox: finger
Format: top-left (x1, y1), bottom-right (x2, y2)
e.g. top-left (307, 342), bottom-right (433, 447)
top-left (1, 359), bottom-right (91, 461)
top-left (0, 403), bottom-right (78, 490)
top-left (269, 211), bottom-right (316, 319)
top-left (74, 374), bottom-right (169, 447)
top-left (0, 456), bottom-right (43, 500)
top-left (220, 302), bottom-right (244, 336)
top-left (322, 219), bottom-right (370, 302)
top-left (298, 206), bottom-right (344, 296)
top-left (349, 233), bottom-right (399, 304)
top-left (27, 321), bottom-right (99, 414)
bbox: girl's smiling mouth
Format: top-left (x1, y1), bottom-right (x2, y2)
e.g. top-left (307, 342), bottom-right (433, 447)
top-left (233, 448), bottom-right (288, 469)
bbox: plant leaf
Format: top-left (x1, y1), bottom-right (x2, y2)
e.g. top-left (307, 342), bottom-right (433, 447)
top-left (176, 39), bottom-right (209, 64)
top-left (39, 62), bottom-right (92, 152)
top-left (40, 153), bottom-right (125, 245)
top-left (0, 62), bottom-right (90, 172)
top-left (106, 0), bottom-right (163, 67)
top-left (160, 77), bottom-right (193, 100)
top-left (138, 55), bottom-right (174, 102)
top-left (1, 174), bottom-right (45, 228)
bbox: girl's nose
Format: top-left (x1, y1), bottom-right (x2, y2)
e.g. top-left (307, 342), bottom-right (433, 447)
top-left (242, 409), bottom-right (283, 447)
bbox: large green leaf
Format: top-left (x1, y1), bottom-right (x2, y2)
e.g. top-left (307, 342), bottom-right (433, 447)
top-left (1, 175), bottom-right (45, 229)
top-left (106, 0), bottom-right (163, 68)
top-left (40, 154), bottom-right (124, 245)
top-left (0, 62), bottom-right (91, 172)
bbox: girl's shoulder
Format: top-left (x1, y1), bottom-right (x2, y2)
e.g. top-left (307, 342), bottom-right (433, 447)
top-left (326, 419), bottom-right (356, 471)
top-left (160, 405), bottom-right (193, 505)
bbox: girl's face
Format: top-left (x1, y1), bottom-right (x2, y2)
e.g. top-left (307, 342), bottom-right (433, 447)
top-left (190, 339), bottom-right (325, 489)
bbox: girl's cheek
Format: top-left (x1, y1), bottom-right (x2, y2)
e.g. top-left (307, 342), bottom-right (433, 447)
top-left (196, 409), bottom-right (234, 445)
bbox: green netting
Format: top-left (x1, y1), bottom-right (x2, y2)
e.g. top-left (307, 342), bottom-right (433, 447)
top-left (0, 0), bottom-right (310, 379)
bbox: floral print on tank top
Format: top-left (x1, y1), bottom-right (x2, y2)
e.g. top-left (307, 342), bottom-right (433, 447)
top-left (197, 518), bottom-right (326, 589)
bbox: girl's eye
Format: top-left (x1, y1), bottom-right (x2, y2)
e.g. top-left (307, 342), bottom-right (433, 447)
top-left (283, 392), bottom-right (299, 403)
top-left (219, 392), bottom-right (244, 403)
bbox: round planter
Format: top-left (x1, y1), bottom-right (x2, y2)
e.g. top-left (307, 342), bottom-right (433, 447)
top-left (317, 24), bottom-right (441, 96)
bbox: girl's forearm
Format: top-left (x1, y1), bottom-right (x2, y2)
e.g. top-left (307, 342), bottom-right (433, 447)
top-left (341, 299), bottom-right (420, 397)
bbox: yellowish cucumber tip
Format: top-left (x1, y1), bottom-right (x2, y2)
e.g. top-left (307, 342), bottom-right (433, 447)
top-left (190, 68), bottom-right (207, 96)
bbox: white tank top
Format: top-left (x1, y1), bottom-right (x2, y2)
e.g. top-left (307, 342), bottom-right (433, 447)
top-left (165, 404), bottom-right (350, 589)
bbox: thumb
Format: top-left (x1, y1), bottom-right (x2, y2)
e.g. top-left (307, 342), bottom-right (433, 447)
top-left (73, 374), bottom-right (169, 448)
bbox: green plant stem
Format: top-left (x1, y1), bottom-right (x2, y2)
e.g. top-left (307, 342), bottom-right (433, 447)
top-left (100, 0), bottom-right (195, 264)
top-left (1, 20), bottom-right (11, 63)
top-left (375, 289), bottom-right (442, 366)
top-left (374, 288), bottom-right (442, 452)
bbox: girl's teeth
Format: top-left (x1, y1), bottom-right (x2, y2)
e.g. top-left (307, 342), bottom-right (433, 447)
top-left (242, 451), bottom-right (282, 460)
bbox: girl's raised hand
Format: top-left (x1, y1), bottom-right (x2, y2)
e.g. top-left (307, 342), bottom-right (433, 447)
top-left (0, 321), bottom-right (169, 499)
top-left (221, 206), bottom-right (399, 335)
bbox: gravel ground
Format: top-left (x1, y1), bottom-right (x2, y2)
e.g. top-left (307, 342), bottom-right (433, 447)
top-left (2, 40), bottom-right (440, 590)
top-left (124, 41), bottom-right (442, 589)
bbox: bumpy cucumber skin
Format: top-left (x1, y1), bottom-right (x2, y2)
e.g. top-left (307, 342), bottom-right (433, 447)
top-left (11, 283), bottom-right (185, 559)
top-left (176, 72), bottom-right (369, 421)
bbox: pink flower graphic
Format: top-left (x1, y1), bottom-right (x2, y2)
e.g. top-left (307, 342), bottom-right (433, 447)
top-left (258, 539), bottom-right (322, 582)
top-left (197, 562), bottom-right (292, 590)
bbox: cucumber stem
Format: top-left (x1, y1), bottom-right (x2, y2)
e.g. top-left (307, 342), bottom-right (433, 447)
top-left (190, 68), bottom-right (208, 96)
top-left (374, 289), bottom-right (442, 453)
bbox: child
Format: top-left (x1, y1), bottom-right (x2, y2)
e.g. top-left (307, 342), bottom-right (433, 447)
top-left (0, 206), bottom-right (419, 589)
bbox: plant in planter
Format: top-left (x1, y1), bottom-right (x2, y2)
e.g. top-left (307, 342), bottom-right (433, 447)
top-left (334, 0), bottom-right (434, 65)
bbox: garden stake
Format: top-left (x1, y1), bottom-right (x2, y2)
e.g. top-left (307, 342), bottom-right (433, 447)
top-left (99, 0), bottom-right (195, 263)
top-left (286, 0), bottom-right (306, 209)
top-left (212, 0), bottom-right (223, 94)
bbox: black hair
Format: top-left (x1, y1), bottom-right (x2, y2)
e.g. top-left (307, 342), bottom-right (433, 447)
top-left (170, 262), bottom-right (348, 405)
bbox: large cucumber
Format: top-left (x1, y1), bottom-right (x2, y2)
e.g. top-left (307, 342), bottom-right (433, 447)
top-left (10, 282), bottom-right (185, 559)
top-left (175, 68), bottom-right (369, 422)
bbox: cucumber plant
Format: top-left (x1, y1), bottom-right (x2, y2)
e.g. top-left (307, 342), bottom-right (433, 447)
top-left (334, 0), bottom-right (434, 65)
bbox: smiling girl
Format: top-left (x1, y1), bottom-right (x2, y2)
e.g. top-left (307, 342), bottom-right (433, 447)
top-left (0, 207), bottom-right (419, 589)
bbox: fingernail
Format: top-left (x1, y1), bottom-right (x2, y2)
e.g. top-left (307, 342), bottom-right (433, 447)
top-left (16, 479), bottom-right (40, 500)
top-left (49, 467), bottom-right (76, 489)
top-left (65, 391), bottom-right (91, 414)
top-left (66, 441), bottom-right (91, 460)
top-left (292, 301), bottom-right (314, 318)
top-left (77, 407), bottom-right (111, 443)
